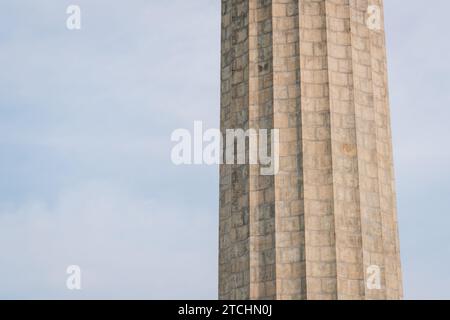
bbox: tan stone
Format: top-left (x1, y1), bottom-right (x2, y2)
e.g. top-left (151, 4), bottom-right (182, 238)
top-left (219, 0), bottom-right (402, 300)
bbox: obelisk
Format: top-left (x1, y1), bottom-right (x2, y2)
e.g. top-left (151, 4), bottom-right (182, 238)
top-left (219, 0), bottom-right (403, 300)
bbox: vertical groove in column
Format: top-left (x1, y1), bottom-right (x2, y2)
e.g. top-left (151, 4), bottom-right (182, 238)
top-left (349, 0), bottom-right (386, 299)
top-left (233, 0), bottom-right (251, 300)
top-left (367, 0), bottom-right (403, 299)
top-left (249, 0), bottom-right (277, 300)
top-left (299, 0), bottom-right (338, 300)
top-left (272, 0), bottom-right (306, 300)
top-left (324, 0), bottom-right (365, 299)
top-left (220, 0), bottom-right (252, 299)
top-left (219, 0), bottom-right (233, 300)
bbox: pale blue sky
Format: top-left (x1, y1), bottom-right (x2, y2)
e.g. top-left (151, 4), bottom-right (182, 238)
top-left (0, 0), bottom-right (448, 299)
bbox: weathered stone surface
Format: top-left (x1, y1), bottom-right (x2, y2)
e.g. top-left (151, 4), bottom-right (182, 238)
top-left (219, 0), bottom-right (402, 300)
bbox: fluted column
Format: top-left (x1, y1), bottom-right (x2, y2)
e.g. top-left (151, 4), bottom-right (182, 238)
top-left (219, 0), bottom-right (402, 300)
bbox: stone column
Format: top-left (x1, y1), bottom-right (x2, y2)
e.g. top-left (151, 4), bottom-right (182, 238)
top-left (219, 0), bottom-right (402, 300)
